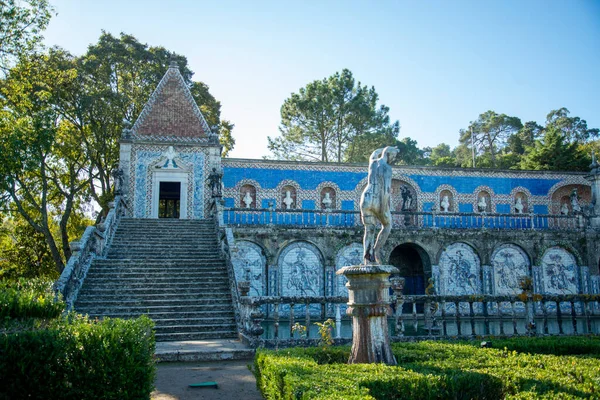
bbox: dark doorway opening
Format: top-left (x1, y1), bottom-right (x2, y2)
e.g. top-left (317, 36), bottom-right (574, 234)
top-left (389, 243), bottom-right (431, 313)
top-left (159, 181), bottom-right (180, 218)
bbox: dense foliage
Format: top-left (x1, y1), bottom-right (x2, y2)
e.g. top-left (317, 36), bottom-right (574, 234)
top-left (254, 337), bottom-right (600, 399)
top-left (0, 315), bottom-right (156, 400)
top-left (0, 278), bottom-right (64, 320)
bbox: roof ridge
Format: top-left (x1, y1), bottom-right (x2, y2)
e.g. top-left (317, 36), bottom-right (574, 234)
top-left (131, 63), bottom-right (214, 139)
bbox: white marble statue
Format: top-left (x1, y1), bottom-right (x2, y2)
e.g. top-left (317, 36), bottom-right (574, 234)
top-left (477, 196), bottom-right (488, 212)
top-left (322, 192), bottom-right (332, 209)
top-left (570, 188), bottom-right (582, 213)
top-left (360, 146), bottom-right (399, 264)
top-left (243, 191), bottom-right (253, 208)
top-left (440, 195), bottom-right (450, 212)
top-left (560, 202), bottom-right (569, 215)
top-left (162, 146), bottom-right (178, 169)
top-left (515, 197), bottom-right (524, 214)
top-left (283, 190), bottom-right (294, 209)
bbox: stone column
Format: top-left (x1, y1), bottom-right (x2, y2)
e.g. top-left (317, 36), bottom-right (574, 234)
top-left (337, 264), bottom-right (398, 365)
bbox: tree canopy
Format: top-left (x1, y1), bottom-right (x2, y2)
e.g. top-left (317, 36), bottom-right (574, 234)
top-left (268, 69), bottom-right (399, 163)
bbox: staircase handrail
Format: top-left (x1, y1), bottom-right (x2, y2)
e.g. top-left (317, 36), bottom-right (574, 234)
top-left (54, 195), bottom-right (127, 310)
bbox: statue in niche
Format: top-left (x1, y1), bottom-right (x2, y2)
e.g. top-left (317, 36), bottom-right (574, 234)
top-left (477, 196), bottom-right (488, 213)
top-left (560, 202), bottom-right (569, 215)
top-left (207, 167), bottom-right (223, 197)
top-left (400, 185), bottom-right (413, 211)
top-left (570, 188), bottom-right (582, 213)
top-left (112, 168), bottom-right (124, 195)
top-left (322, 192), bottom-right (332, 209)
top-left (515, 197), bottom-right (524, 214)
top-left (440, 195), bottom-right (450, 212)
top-left (243, 191), bottom-right (253, 208)
top-left (283, 190), bottom-right (294, 209)
top-left (162, 146), bottom-right (178, 169)
top-left (360, 146), bottom-right (399, 264)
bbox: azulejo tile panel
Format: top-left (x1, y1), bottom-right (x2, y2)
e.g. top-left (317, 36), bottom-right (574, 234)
top-left (438, 242), bottom-right (482, 296)
top-left (540, 246), bottom-right (579, 295)
top-left (278, 241), bottom-right (323, 296)
top-left (231, 240), bottom-right (265, 296)
top-left (335, 243), bottom-right (363, 296)
top-left (491, 244), bottom-right (530, 295)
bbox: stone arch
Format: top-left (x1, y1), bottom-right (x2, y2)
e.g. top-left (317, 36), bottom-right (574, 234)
top-left (434, 184), bottom-right (458, 212)
top-left (540, 246), bottom-right (579, 294)
top-left (231, 240), bottom-right (267, 296)
top-left (549, 182), bottom-right (592, 214)
top-left (437, 242), bottom-right (482, 295)
top-left (473, 185), bottom-right (495, 213)
top-left (490, 244), bottom-right (531, 295)
top-left (334, 243), bottom-right (363, 296)
top-left (389, 242), bottom-right (432, 312)
top-left (277, 241), bottom-right (325, 296)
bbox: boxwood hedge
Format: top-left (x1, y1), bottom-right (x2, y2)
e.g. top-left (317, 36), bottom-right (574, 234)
top-left (254, 337), bottom-right (600, 399)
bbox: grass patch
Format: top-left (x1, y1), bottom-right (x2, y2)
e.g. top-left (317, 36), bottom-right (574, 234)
top-left (254, 337), bottom-right (600, 399)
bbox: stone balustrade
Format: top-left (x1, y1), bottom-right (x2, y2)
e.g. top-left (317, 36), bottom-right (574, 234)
top-left (237, 293), bottom-right (600, 348)
top-left (54, 196), bottom-right (127, 310)
top-left (223, 208), bottom-right (586, 231)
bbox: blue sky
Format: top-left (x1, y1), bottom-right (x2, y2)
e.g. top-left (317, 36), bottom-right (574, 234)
top-left (42, 0), bottom-right (600, 159)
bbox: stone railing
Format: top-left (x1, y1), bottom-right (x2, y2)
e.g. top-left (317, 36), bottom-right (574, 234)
top-left (54, 196), bottom-right (127, 310)
top-left (223, 208), bottom-right (586, 231)
top-left (238, 293), bottom-right (600, 348)
top-left (211, 198), bottom-right (244, 337)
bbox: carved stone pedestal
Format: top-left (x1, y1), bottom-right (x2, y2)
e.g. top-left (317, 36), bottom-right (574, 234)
top-left (336, 264), bottom-right (398, 365)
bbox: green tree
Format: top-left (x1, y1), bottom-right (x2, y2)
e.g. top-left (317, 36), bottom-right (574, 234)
top-left (0, 50), bottom-right (89, 273)
top-left (429, 143), bottom-right (457, 167)
top-left (268, 69), bottom-right (399, 162)
top-left (457, 111), bottom-right (522, 168)
top-left (0, 0), bottom-right (52, 71)
top-left (394, 137), bottom-right (428, 165)
top-left (519, 127), bottom-right (588, 171)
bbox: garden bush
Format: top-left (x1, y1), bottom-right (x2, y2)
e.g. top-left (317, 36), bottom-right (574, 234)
top-left (255, 337), bottom-right (600, 399)
top-left (0, 278), bottom-right (65, 321)
top-left (0, 314), bottom-right (156, 400)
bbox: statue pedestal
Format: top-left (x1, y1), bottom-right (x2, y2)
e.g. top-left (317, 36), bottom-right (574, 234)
top-left (336, 264), bottom-right (398, 365)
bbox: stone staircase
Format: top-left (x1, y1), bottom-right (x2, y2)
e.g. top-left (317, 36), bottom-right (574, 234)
top-left (74, 218), bottom-right (238, 342)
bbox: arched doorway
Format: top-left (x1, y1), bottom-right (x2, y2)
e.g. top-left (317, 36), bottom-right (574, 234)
top-left (389, 243), bottom-right (431, 312)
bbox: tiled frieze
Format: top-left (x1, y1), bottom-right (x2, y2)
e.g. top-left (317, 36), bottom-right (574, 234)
top-left (490, 244), bottom-right (530, 295)
top-left (221, 159), bottom-right (590, 214)
top-left (278, 241), bottom-right (324, 296)
top-left (231, 240), bottom-right (266, 296)
top-left (438, 242), bottom-right (482, 296)
top-left (540, 246), bottom-right (579, 295)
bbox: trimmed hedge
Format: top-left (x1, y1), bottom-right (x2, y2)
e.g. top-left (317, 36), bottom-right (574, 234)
top-left (255, 337), bottom-right (600, 399)
top-left (0, 278), bottom-right (65, 321)
top-left (0, 314), bottom-right (156, 400)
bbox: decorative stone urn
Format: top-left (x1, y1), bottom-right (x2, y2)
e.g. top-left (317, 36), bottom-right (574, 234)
top-left (336, 264), bottom-right (398, 365)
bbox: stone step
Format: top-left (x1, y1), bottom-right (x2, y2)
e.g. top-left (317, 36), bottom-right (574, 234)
top-left (77, 292), bottom-right (231, 302)
top-left (82, 276), bottom-right (228, 285)
top-left (155, 331), bottom-right (238, 342)
top-left (106, 253), bottom-right (219, 259)
top-left (155, 323), bottom-right (237, 334)
top-left (78, 286), bottom-right (229, 296)
top-left (92, 258), bottom-right (225, 265)
top-left (119, 219), bottom-right (215, 225)
top-left (75, 297), bottom-right (233, 308)
top-left (85, 270), bottom-right (229, 279)
top-left (76, 304), bottom-right (234, 315)
top-left (83, 310), bottom-right (234, 320)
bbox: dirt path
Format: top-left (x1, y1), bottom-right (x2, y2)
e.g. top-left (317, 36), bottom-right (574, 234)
top-left (152, 360), bottom-right (263, 400)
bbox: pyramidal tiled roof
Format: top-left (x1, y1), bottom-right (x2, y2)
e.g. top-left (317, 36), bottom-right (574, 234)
top-left (131, 62), bottom-right (213, 140)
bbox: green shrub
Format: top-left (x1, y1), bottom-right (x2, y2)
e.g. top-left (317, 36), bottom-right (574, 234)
top-left (255, 338), bottom-right (600, 399)
top-left (0, 278), bottom-right (65, 321)
top-left (0, 314), bottom-right (156, 400)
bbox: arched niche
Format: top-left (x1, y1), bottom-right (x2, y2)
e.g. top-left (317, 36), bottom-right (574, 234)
top-left (231, 240), bottom-right (266, 296)
top-left (540, 246), bottom-right (578, 294)
top-left (320, 187), bottom-right (336, 210)
top-left (281, 185), bottom-right (297, 210)
top-left (513, 192), bottom-right (528, 214)
top-left (491, 244), bottom-right (530, 295)
top-left (550, 184), bottom-right (591, 214)
top-left (240, 184), bottom-right (257, 208)
top-left (392, 179), bottom-right (417, 211)
top-left (476, 190), bottom-right (491, 213)
top-left (278, 241), bottom-right (324, 296)
top-left (439, 189), bottom-right (454, 213)
top-left (438, 242), bottom-right (481, 295)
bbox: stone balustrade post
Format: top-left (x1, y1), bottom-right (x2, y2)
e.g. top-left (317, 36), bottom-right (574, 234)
top-left (390, 276), bottom-right (405, 337)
